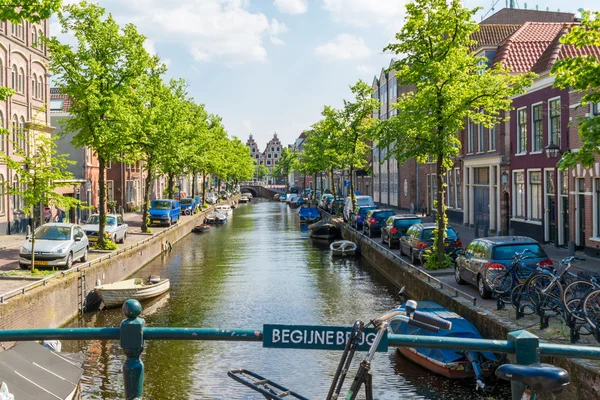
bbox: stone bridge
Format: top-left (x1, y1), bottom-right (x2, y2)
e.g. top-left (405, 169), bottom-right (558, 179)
top-left (240, 183), bottom-right (286, 198)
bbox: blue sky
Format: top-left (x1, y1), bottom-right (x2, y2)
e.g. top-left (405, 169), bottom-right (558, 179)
top-left (54, 0), bottom-right (598, 150)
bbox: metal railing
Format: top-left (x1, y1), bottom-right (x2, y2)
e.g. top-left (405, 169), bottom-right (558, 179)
top-left (0, 203), bottom-right (225, 304)
top-left (2, 299), bottom-right (599, 399)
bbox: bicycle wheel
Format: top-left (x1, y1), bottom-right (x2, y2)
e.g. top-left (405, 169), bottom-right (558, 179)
top-left (563, 280), bottom-right (594, 321)
top-left (525, 273), bottom-right (563, 311)
top-left (511, 283), bottom-right (537, 315)
top-left (484, 267), bottom-right (513, 295)
top-left (582, 289), bottom-right (600, 329)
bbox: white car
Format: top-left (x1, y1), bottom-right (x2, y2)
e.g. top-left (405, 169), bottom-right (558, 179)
top-left (344, 195), bottom-right (376, 221)
top-left (19, 223), bottom-right (89, 270)
top-left (81, 214), bottom-right (128, 244)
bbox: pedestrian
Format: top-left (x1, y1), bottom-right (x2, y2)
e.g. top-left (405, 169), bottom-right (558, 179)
top-left (55, 208), bottom-right (65, 223)
top-left (43, 205), bottom-right (51, 223)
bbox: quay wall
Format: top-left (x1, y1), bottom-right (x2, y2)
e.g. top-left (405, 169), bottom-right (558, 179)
top-left (342, 225), bottom-right (600, 400)
top-left (0, 199), bottom-right (237, 331)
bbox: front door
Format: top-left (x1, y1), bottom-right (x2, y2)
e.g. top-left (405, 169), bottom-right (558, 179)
top-left (545, 170), bottom-right (557, 244)
top-left (474, 187), bottom-right (490, 237)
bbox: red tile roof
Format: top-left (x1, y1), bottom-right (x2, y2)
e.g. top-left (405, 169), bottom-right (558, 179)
top-left (49, 88), bottom-right (72, 112)
top-left (471, 24), bottom-right (521, 49)
top-left (492, 22), bottom-right (567, 72)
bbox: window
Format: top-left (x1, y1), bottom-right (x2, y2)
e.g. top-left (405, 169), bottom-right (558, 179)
top-left (252, 148), bottom-right (255, 152)
top-left (267, 154), bottom-right (271, 158)
top-left (11, 115), bottom-right (17, 154)
top-left (448, 172), bottom-right (454, 208)
top-left (489, 125), bottom-right (496, 151)
top-left (11, 23), bottom-right (15, 35)
top-left (276, 147), bottom-right (280, 151)
top-left (549, 98), bottom-right (561, 148)
top-left (18, 20), bottom-right (23, 39)
top-left (514, 171), bottom-right (525, 218)
top-left (38, 77), bottom-right (43, 100)
top-left (594, 102), bottom-right (600, 116)
top-left (11, 65), bottom-right (17, 89)
top-left (12, 175), bottom-right (21, 211)
top-left (0, 111), bottom-right (3, 153)
top-left (38, 30), bottom-right (43, 50)
top-left (532, 104), bottom-right (543, 152)
top-left (517, 108), bottom-right (527, 153)
top-left (274, 153), bottom-right (278, 158)
top-left (455, 169), bottom-right (461, 209)
top-left (50, 98), bottom-right (64, 111)
top-left (267, 160), bottom-right (271, 165)
top-left (478, 122), bottom-right (485, 152)
top-left (467, 119), bottom-right (474, 153)
top-left (18, 68), bottom-right (24, 93)
top-left (0, 174), bottom-right (4, 215)
top-left (32, 29), bottom-right (37, 47)
top-left (32, 74), bottom-right (37, 99)
top-left (388, 78), bottom-right (395, 101)
top-left (19, 117), bottom-right (26, 155)
top-left (529, 171), bottom-right (542, 221)
top-left (271, 147), bottom-right (274, 152)
top-left (0, 58), bottom-right (3, 87)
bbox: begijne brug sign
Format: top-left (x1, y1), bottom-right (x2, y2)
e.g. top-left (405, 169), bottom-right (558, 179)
top-left (263, 324), bottom-right (388, 352)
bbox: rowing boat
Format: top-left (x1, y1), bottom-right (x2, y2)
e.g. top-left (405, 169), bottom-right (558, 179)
top-left (95, 277), bottom-right (170, 308)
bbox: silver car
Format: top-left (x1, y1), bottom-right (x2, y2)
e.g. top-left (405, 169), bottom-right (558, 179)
top-left (81, 214), bottom-right (128, 244)
top-left (19, 223), bottom-right (89, 270)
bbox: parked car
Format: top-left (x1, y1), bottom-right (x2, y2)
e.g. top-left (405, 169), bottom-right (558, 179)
top-left (363, 209), bottom-right (395, 237)
top-left (343, 195), bottom-right (375, 221)
top-left (381, 215), bottom-right (421, 249)
top-left (349, 205), bottom-right (377, 230)
top-left (81, 214), bottom-right (128, 244)
top-left (454, 236), bottom-right (550, 299)
top-left (206, 193), bottom-right (218, 204)
top-left (19, 223), bottom-right (89, 270)
top-left (179, 198), bottom-right (199, 215)
top-left (399, 223), bottom-right (462, 265)
top-left (149, 199), bottom-right (181, 226)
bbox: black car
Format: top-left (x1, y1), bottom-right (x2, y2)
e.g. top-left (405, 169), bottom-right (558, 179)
top-left (399, 223), bottom-right (462, 264)
top-left (454, 236), bottom-right (551, 299)
top-left (349, 205), bottom-right (377, 230)
top-left (381, 215), bottom-right (421, 249)
top-left (363, 209), bottom-right (395, 237)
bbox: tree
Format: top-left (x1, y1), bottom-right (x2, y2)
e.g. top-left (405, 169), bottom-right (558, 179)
top-left (0, 125), bottom-right (80, 272)
top-left (0, 0), bottom-right (62, 102)
top-left (49, 1), bottom-right (152, 247)
top-left (273, 147), bottom-right (298, 190)
top-left (255, 164), bottom-right (269, 181)
top-left (337, 81), bottom-right (380, 210)
top-left (379, 0), bottom-right (534, 264)
top-left (552, 10), bottom-right (600, 169)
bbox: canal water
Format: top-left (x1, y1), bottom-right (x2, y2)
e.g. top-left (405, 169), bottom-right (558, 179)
top-left (66, 200), bottom-right (506, 399)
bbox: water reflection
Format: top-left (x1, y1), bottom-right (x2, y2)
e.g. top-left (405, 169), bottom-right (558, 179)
top-left (65, 200), bottom-right (507, 399)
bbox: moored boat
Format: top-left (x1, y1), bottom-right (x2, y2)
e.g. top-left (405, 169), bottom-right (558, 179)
top-left (216, 204), bottom-right (232, 214)
top-left (390, 302), bottom-right (497, 387)
top-left (95, 277), bottom-right (170, 308)
top-left (239, 195), bottom-right (250, 203)
top-left (206, 212), bottom-right (227, 224)
top-left (298, 207), bottom-right (321, 224)
top-left (330, 240), bottom-right (358, 256)
top-left (308, 220), bottom-right (341, 240)
top-left (192, 224), bottom-right (211, 233)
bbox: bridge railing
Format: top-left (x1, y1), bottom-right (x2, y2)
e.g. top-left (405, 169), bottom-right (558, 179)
top-left (2, 299), bottom-right (600, 400)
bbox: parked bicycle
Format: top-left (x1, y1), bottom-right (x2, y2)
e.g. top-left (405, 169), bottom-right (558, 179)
top-left (229, 299), bottom-right (452, 400)
top-left (496, 363), bottom-right (570, 400)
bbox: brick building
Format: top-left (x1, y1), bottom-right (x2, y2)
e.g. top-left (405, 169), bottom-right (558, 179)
top-left (0, 17), bottom-right (52, 235)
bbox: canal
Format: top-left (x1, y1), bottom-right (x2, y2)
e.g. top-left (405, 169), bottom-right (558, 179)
top-left (66, 200), bottom-right (502, 399)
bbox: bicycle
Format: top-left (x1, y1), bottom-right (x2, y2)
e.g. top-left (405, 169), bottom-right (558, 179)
top-left (562, 273), bottom-right (600, 324)
top-left (495, 363), bottom-right (570, 399)
top-left (228, 300), bottom-right (452, 400)
top-left (524, 256), bottom-right (584, 316)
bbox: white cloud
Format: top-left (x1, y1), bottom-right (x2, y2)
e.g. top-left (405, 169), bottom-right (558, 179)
top-left (143, 38), bottom-right (156, 56)
top-left (273, 0), bottom-right (308, 15)
top-left (315, 34), bottom-right (371, 62)
top-left (95, 0), bottom-right (287, 65)
top-left (322, 0), bottom-right (407, 30)
top-left (356, 64), bottom-right (371, 73)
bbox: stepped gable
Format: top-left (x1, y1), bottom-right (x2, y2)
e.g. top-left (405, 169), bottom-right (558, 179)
top-left (492, 22), bottom-right (566, 72)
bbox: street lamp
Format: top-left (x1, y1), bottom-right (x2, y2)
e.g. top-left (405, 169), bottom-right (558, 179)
top-left (544, 142), bottom-right (562, 159)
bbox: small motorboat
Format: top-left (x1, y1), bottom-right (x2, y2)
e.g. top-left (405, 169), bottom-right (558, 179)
top-left (206, 212), bottom-right (227, 224)
top-left (216, 204), bottom-right (232, 214)
top-left (95, 276), bottom-right (170, 308)
top-left (298, 207), bottom-right (321, 224)
top-left (390, 302), bottom-right (497, 388)
top-left (330, 240), bottom-right (358, 256)
top-left (308, 220), bottom-right (341, 240)
top-left (192, 224), bottom-right (211, 233)
top-left (240, 195), bottom-right (250, 203)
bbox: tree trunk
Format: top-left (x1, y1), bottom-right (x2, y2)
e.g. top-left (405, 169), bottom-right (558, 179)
top-left (202, 171), bottom-right (206, 205)
top-left (330, 167), bottom-right (337, 214)
top-left (142, 162), bottom-right (153, 233)
top-left (98, 157), bottom-right (106, 247)
top-left (349, 166), bottom-right (356, 210)
top-left (167, 173), bottom-right (174, 199)
top-left (436, 156), bottom-right (446, 263)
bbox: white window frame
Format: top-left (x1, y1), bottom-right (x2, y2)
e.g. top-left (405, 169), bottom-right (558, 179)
top-left (527, 169), bottom-right (543, 224)
top-left (478, 121), bottom-right (485, 153)
top-left (516, 107), bottom-right (528, 155)
top-left (467, 119), bottom-right (474, 154)
top-left (489, 124), bottom-right (496, 152)
top-left (548, 96), bottom-right (561, 148)
top-left (531, 101), bottom-right (544, 153)
top-left (512, 169), bottom-right (526, 221)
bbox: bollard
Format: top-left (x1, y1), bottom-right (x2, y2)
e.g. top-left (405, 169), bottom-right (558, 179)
top-left (508, 330), bottom-right (540, 400)
top-left (120, 299), bottom-right (145, 400)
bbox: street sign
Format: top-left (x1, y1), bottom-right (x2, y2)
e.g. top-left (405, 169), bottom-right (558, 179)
top-left (263, 324), bottom-right (388, 352)
top-left (344, 180), bottom-right (350, 187)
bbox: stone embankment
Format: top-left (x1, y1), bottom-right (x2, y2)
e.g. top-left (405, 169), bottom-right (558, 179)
top-left (0, 198), bottom-right (238, 331)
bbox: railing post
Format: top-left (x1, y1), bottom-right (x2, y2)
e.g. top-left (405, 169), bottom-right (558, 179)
top-left (507, 330), bottom-right (540, 400)
top-left (120, 299), bottom-right (145, 399)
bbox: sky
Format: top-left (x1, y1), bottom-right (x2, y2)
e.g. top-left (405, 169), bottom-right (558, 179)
top-left (52, 0), bottom-right (599, 150)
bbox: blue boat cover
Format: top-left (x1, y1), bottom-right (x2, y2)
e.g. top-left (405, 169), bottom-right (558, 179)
top-left (389, 302), bottom-right (497, 363)
top-left (299, 207), bottom-right (320, 219)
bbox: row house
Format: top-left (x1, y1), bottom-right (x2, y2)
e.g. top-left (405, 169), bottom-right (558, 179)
top-left (0, 17), bottom-right (52, 235)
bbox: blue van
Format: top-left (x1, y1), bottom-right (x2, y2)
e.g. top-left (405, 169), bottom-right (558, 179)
top-left (149, 199), bottom-right (181, 226)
